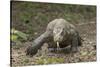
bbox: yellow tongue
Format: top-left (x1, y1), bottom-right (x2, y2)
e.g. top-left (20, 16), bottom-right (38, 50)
top-left (57, 42), bottom-right (60, 48)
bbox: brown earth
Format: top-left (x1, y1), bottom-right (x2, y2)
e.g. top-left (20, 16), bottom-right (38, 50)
top-left (11, 21), bottom-right (96, 66)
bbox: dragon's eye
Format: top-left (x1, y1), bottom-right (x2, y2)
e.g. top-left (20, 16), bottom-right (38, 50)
top-left (60, 28), bottom-right (65, 35)
top-left (61, 31), bottom-right (63, 35)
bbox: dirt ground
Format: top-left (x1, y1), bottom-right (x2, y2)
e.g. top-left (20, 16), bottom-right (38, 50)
top-left (11, 21), bottom-right (96, 66)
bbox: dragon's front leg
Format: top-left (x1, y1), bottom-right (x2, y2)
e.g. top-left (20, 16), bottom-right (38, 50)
top-left (26, 31), bottom-right (51, 57)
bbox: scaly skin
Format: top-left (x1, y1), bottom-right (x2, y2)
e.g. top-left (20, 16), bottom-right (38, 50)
top-left (26, 18), bottom-right (82, 57)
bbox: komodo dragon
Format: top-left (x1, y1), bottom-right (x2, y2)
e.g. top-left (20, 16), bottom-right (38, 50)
top-left (26, 18), bottom-right (82, 57)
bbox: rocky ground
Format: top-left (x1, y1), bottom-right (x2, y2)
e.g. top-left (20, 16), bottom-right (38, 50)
top-left (11, 21), bottom-right (96, 66)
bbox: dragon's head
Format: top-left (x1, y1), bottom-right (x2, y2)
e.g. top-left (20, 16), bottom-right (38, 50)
top-left (53, 26), bottom-right (66, 43)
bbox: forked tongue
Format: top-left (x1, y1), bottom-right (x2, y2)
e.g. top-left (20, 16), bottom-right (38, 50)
top-left (57, 42), bottom-right (60, 52)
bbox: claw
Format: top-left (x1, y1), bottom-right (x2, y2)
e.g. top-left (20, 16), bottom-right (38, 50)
top-left (25, 46), bottom-right (38, 57)
top-left (71, 47), bottom-right (78, 53)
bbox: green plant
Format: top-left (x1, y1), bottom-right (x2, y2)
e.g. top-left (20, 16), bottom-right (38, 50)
top-left (35, 56), bottom-right (65, 64)
top-left (11, 28), bottom-right (28, 42)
